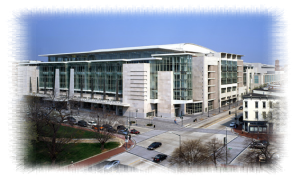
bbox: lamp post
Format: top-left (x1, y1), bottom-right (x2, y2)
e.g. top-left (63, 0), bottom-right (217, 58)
top-left (226, 127), bottom-right (228, 165)
top-left (219, 99), bottom-right (220, 113)
top-left (97, 114), bottom-right (100, 132)
top-left (170, 132), bottom-right (181, 152)
top-left (136, 109), bottom-right (138, 126)
top-left (208, 102), bottom-right (210, 117)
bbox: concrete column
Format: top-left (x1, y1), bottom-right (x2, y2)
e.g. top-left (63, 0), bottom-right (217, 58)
top-left (69, 69), bottom-right (74, 98)
top-left (54, 69), bottom-right (60, 97)
top-left (157, 71), bottom-right (174, 118)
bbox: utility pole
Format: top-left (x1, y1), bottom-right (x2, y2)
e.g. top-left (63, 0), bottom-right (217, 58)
top-left (208, 102), bottom-right (210, 117)
top-left (226, 127), bottom-right (228, 165)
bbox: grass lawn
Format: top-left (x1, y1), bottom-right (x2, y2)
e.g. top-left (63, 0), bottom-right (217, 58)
top-left (42, 125), bottom-right (99, 139)
top-left (25, 141), bottom-right (119, 167)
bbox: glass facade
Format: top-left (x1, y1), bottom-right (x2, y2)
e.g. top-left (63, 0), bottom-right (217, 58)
top-left (40, 51), bottom-right (193, 100)
top-left (40, 62), bottom-right (124, 94)
top-left (48, 50), bottom-right (171, 62)
top-left (150, 55), bottom-right (192, 100)
top-left (221, 60), bottom-right (238, 85)
top-left (186, 102), bottom-right (202, 114)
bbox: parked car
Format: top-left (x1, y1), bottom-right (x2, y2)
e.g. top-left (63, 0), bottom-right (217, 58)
top-left (103, 124), bottom-right (113, 129)
top-left (147, 142), bottom-right (162, 150)
top-left (130, 129), bottom-right (140, 134)
top-left (153, 154), bottom-right (167, 163)
top-left (92, 125), bottom-right (104, 130)
top-left (117, 129), bottom-right (129, 135)
top-left (77, 120), bottom-right (87, 127)
top-left (229, 122), bottom-right (236, 127)
top-left (103, 160), bottom-right (120, 170)
top-left (239, 106), bottom-right (243, 110)
top-left (66, 117), bottom-right (77, 125)
top-left (107, 127), bottom-right (117, 133)
top-left (117, 125), bottom-right (126, 130)
top-left (88, 121), bottom-right (97, 126)
top-left (249, 142), bottom-right (266, 149)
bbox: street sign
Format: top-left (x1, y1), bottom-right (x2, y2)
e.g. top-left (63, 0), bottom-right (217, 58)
top-left (125, 139), bottom-right (128, 143)
top-left (228, 148), bottom-right (232, 150)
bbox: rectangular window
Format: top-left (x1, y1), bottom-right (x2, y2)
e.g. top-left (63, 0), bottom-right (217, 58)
top-left (263, 101), bottom-right (266, 108)
top-left (269, 101), bottom-right (273, 108)
top-left (255, 111), bottom-right (258, 119)
top-left (255, 101), bottom-right (258, 108)
top-left (262, 112), bottom-right (266, 119)
top-left (221, 88), bottom-right (226, 93)
top-left (254, 75), bottom-right (259, 84)
top-left (245, 111), bottom-right (248, 119)
top-left (245, 101), bottom-right (248, 108)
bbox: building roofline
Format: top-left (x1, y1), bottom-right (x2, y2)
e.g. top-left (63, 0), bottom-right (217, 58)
top-left (38, 43), bottom-right (217, 57)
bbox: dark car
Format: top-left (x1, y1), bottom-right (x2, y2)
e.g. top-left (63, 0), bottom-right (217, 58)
top-left (117, 125), bottom-right (126, 130)
top-left (77, 120), bottom-right (87, 127)
top-left (66, 117), bottom-right (77, 125)
top-left (153, 154), bottom-right (167, 163)
top-left (106, 127), bottom-right (117, 133)
top-left (249, 142), bottom-right (266, 149)
top-left (130, 129), bottom-right (140, 134)
top-left (103, 124), bottom-right (113, 129)
top-left (147, 142), bottom-right (162, 150)
top-left (239, 106), bottom-right (243, 110)
top-left (117, 129), bottom-right (129, 135)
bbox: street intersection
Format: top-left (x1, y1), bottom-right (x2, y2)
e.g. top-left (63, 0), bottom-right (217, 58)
top-left (79, 102), bottom-right (252, 172)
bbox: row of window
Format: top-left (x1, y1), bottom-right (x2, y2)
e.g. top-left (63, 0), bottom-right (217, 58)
top-left (221, 86), bottom-right (237, 93)
top-left (244, 101), bottom-right (273, 109)
top-left (244, 111), bottom-right (272, 120)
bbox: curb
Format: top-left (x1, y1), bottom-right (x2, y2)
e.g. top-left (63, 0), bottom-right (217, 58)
top-left (63, 136), bottom-right (126, 169)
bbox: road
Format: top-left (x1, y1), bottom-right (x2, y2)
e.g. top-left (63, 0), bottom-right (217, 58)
top-left (81, 107), bottom-right (252, 172)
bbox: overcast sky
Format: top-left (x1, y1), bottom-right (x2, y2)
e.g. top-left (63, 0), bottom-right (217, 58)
top-left (23, 12), bottom-right (273, 64)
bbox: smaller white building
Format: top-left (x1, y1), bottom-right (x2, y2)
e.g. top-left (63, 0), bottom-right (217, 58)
top-left (242, 87), bottom-right (283, 134)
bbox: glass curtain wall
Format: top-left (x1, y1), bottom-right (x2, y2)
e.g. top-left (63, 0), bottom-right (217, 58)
top-left (186, 102), bottom-right (202, 114)
top-left (221, 60), bottom-right (238, 85)
top-left (150, 55), bottom-right (192, 100)
top-left (40, 62), bottom-right (123, 94)
top-left (48, 50), bottom-right (172, 62)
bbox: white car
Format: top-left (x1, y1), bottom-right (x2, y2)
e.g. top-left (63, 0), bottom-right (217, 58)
top-left (229, 122), bottom-right (236, 127)
top-left (88, 121), bottom-right (97, 126)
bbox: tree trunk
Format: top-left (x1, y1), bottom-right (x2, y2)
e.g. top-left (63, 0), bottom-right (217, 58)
top-left (101, 142), bottom-right (105, 150)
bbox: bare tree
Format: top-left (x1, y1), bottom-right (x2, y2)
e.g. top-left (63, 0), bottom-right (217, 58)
top-left (169, 139), bottom-right (208, 168)
top-left (241, 133), bottom-right (278, 168)
top-left (94, 129), bottom-right (113, 150)
top-left (205, 137), bottom-right (227, 167)
top-left (25, 95), bottom-right (81, 165)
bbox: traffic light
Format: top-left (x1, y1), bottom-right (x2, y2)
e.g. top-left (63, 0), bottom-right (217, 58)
top-left (125, 135), bottom-right (128, 140)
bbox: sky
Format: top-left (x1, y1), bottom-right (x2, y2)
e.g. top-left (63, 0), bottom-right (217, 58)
top-left (23, 12), bottom-right (274, 64)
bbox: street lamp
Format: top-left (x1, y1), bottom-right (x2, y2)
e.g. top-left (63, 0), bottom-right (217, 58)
top-left (169, 132), bottom-right (181, 152)
top-left (136, 109), bottom-right (138, 126)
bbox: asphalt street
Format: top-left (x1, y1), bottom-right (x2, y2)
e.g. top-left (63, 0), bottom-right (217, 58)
top-left (75, 101), bottom-right (252, 171)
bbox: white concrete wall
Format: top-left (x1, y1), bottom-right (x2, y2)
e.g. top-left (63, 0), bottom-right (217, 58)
top-left (122, 63), bottom-right (151, 118)
top-left (243, 97), bottom-right (278, 122)
top-left (18, 65), bottom-right (39, 95)
top-left (157, 71), bottom-right (174, 118)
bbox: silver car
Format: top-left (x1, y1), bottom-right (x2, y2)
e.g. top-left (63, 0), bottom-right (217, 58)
top-left (103, 160), bottom-right (120, 170)
top-left (88, 121), bottom-right (97, 126)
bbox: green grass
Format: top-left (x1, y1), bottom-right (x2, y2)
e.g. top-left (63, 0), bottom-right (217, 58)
top-left (42, 125), bottom-right (98, 139)
top-left (25, 141), bottom-right (119, 167)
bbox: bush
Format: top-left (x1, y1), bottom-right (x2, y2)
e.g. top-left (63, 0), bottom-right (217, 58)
top-left (146, 124), bottom-right (153, 126)
top-left (130, 121), bottom-right (135, 124)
